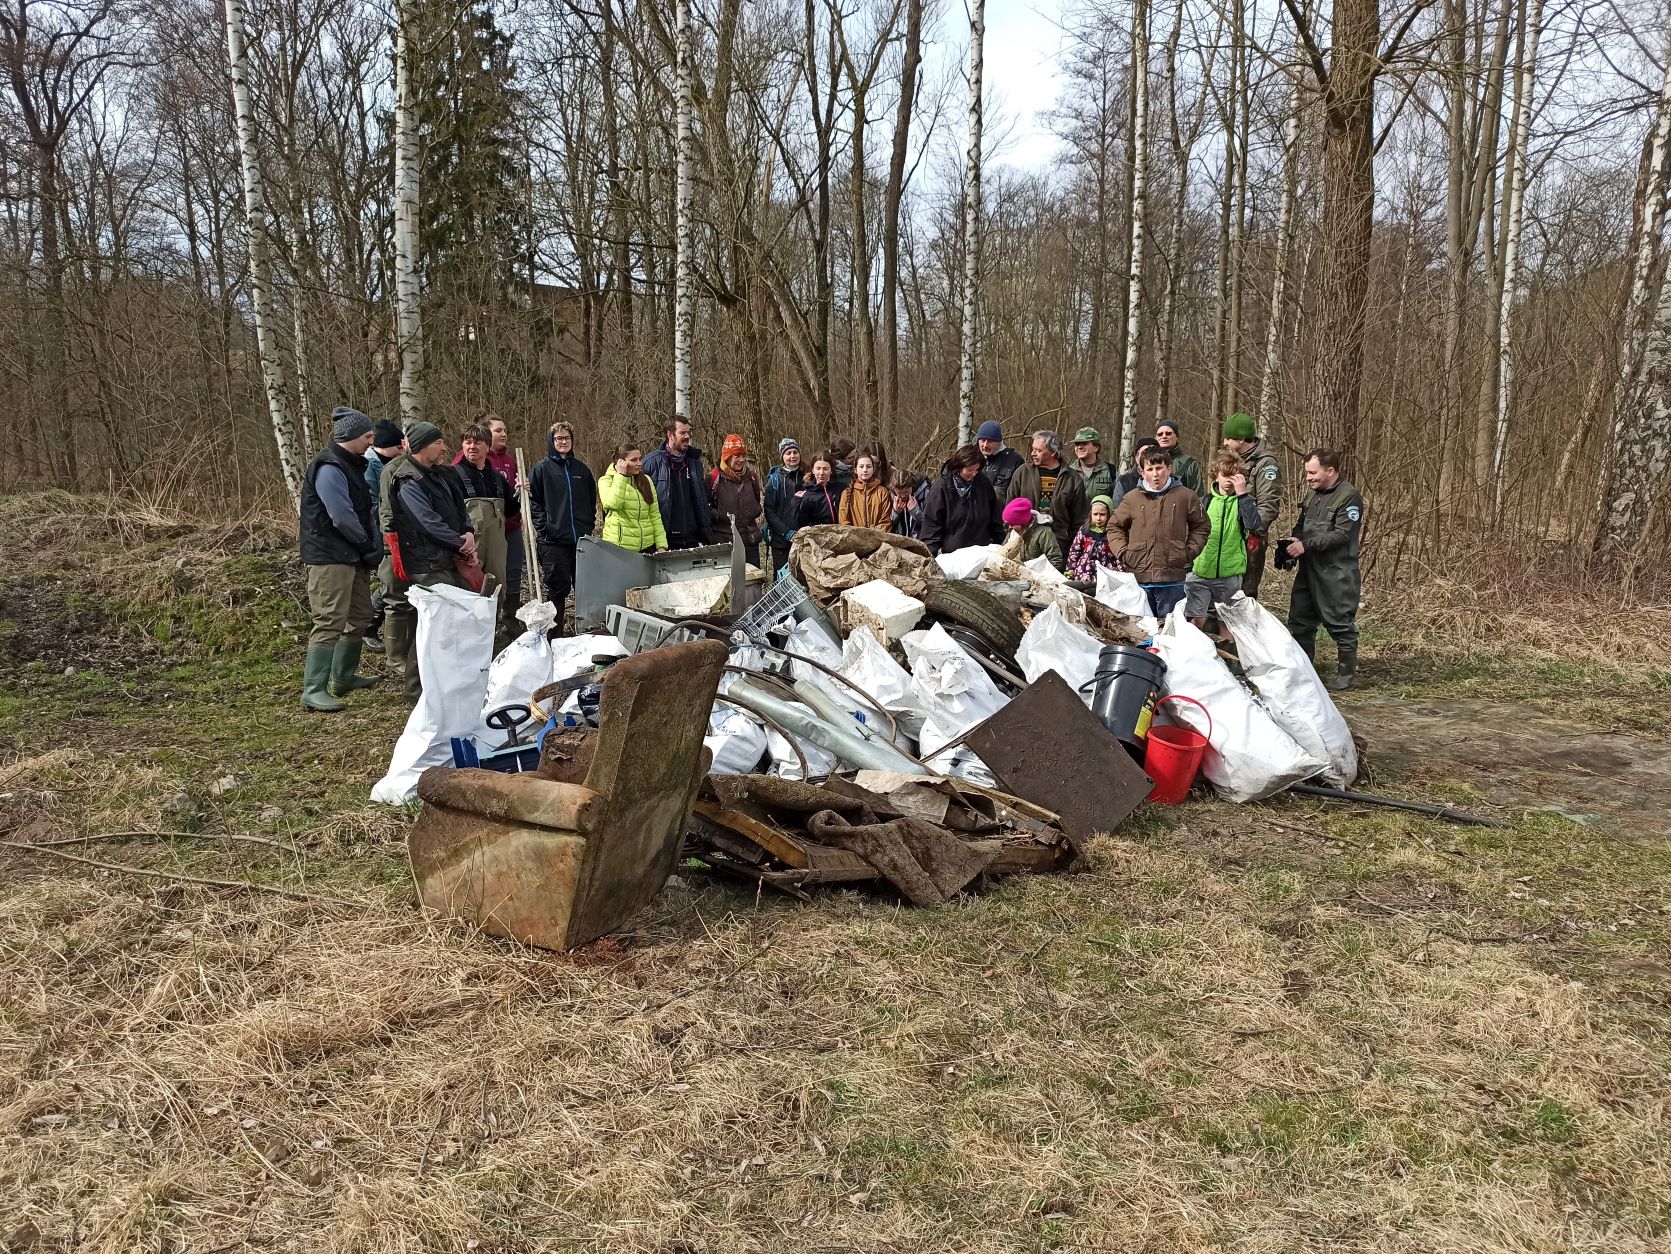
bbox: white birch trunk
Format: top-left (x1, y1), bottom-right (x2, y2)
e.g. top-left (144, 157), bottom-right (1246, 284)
top-left (1599, 31), bottom-right (1671, 555)
top-left (957, 0), bottom-right (985, 447)
top-left (674, 0), bottom-right (696, 420)
top-left (1490, 0), bottom-right (1544, 516)
top-left (393, 0), bottom-right (425, 428)
top-left (223, 0), bottom-right (303, 506)
top-left (1258, 70), bottom-right (1303, 449)
top-left (1118, 0), bottom-right (1149, 465)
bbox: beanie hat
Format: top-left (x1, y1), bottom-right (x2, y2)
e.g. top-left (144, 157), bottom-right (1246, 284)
top-left (1072, 426), bottom-right (1102, 444)
top-left (976, 420), bottom-right (1004, 442)
top-left (722, 434), bottom-right (748, 462)
top-left (406, 421), bottom-right (443, 454)
top-left (1002, 497), bottom-right (1034, 528)
top-left (332, 406), bottom-right (373, 442)
top-left (1156, 418), bottom-right (1180, 434)
top-left (778, 437), bottom-right (799, 457)
top-left (1090, 494), bottom-right (1114, 512)
top-left (372, 419), bottom-right (404, 449)
top-left (1222, 412), bottom-right (1256, 441)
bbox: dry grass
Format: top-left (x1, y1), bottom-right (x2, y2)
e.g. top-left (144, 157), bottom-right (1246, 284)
top-left (1, 496), bottom-right (1668, 1251)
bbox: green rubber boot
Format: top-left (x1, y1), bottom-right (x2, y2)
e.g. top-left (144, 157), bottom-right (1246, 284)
top-left (330, 638), bottom-right (381, 696)
top-left (383, 612), bottom-right (421, 701)
top-left (300, 647), bottom-right (346, 712)
top-left (1328, 646), bottom-right (1357, 692)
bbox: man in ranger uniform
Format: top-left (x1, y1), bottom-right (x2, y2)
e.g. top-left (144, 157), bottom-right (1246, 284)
top-left (1283, 448), bottom-right (1365, 691)
top-left (1220, 412), bottom-right (1281, 601)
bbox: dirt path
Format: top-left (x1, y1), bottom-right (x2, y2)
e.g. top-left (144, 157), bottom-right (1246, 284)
top-left (1344, 694), bottom-right (1671, 838)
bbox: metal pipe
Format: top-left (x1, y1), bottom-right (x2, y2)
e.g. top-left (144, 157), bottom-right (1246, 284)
top-left (729, 677), bottom-right (930, 775)
top-left (1286, 782), bottom-right (1506, 829)
top-left (790, 679), bottom-right (928, 773)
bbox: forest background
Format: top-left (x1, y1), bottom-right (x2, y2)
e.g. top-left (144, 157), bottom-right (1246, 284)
top-left (3, 0), bottom-right (1670, 588)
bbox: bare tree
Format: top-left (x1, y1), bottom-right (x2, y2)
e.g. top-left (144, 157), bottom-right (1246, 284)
top-left (223, 0), bottom-right (303, 504)
top-left (957, 0), bottom-right (983, 447)
top-left (1118, 0), bottom-right (1148, 463)
top-left (392, 0), bottom-right (425, 427)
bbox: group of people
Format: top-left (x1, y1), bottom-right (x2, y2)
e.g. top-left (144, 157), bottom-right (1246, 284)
top-left (296, 404), bottom-right (1364, 714)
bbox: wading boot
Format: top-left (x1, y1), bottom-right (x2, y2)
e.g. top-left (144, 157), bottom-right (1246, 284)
top-left (300, 647), bottom-right (346, 713)
top-left (330, 638), bottom-right (381, 697)
top-left (383, 612), bottom-right (421, 702)
top-left (1328, 647), bottom-right (1357, 692)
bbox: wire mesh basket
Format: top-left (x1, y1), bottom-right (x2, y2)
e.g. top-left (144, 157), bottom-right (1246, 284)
top-left (730, 572), bottom-right (812, 644)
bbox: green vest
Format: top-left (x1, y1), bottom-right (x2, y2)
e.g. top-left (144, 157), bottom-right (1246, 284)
top-left (1192, 490), bottom-right (1249, 580)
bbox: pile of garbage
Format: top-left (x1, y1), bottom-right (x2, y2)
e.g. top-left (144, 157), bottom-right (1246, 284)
top-left (372, 523), bottom-right (1360, 916)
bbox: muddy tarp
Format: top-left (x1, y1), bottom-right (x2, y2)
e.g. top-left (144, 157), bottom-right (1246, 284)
top-left (806, 810), bottom-right (995, 904)
top-left (788, 526), bottom-right (941, 603)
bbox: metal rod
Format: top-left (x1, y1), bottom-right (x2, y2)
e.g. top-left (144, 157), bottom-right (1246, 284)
top-left (514, 447), bottom-right (542, 608)
top-left (1286, 782), bottom-right (1507, 829)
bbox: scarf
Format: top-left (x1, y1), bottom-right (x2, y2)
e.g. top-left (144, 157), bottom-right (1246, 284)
top-left (952, 474), bottom-right (974, 499)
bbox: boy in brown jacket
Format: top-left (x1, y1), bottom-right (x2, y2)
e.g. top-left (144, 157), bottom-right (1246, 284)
top-left (1107, 445), bottom-right (1211, 618)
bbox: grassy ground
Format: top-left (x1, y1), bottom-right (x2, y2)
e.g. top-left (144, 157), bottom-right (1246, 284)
top-left (1, 494), bottom-right (1667, 1252)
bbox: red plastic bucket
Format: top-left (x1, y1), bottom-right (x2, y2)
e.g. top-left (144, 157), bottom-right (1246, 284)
top-left (1143, 695), bottom-right (1213, 804)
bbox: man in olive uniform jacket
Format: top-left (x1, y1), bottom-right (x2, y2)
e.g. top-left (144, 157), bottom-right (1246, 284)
top-left (1283, 448), bottom-right (1364, 691)
top-left (1220, 412), bottom-right (1281, 600)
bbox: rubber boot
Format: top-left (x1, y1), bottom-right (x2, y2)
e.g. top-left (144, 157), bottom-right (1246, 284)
top-left (300, 647), bottom-right (346, 712)
top-left (330, 638), bottom-right (381, 696)
top-left (383, 612), bottom-right (421, 701)
top-left (1328, 646), bottom-right (1357, 692)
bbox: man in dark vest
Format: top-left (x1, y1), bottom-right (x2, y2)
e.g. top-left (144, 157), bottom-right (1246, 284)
top-left (1284, 448), bottom-right (1365, 691)
top-left (381, 420), bottom-right (477, 701)
top-left (297, 407), bottom-right (383, 711)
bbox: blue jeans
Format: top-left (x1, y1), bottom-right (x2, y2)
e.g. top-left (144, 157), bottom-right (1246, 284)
top-left (1143, 582), bottom-right (1187, 619)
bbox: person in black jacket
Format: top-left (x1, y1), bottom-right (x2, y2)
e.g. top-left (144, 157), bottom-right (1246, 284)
top-left (529, 422), bottom-right (598, 632)
top-left (792, 455), bottom-right (842, 528)
top-left (976, 421), bottom-right (1025, 496)
top-left (763, 438), bottom-right (804, 576)
top-left (920, 444), bottom-right (1003, 556)
top-left (297, 407), bottom-right (383, 711)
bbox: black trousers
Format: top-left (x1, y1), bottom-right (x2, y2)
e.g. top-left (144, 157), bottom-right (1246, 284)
top-left (537, 539), bottom-right (577, 633)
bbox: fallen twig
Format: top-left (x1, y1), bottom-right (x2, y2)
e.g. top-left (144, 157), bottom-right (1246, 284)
top-left (29, 830), bottom-right (304, 856)
top-left (0, 839), bottom-right (364, 908)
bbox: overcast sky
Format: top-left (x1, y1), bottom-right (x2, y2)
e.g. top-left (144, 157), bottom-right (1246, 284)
top-left (971, 0), bottom-right (1068, 170)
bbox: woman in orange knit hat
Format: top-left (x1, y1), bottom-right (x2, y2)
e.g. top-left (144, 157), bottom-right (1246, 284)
top-left (707, 433), bottom-right (764, 568)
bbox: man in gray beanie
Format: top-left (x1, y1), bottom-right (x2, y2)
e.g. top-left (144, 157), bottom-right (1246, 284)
top-left (296, 406), bottom-right (383, 711)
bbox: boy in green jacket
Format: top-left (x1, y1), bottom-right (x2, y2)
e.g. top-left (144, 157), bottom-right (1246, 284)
top-left (1186, 449), bottom-right (1265, 627)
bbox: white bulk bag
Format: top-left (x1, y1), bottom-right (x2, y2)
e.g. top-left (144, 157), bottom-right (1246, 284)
top-left (1093, 567), bottom-right (1151, 617)
top-left (1217, 593), bottom-right (1358, 786)
top-left (705, 705), bottom-right (769, 775)
top-left (1015, 602), bottom-right (1102, 701)
top-left (936, 544), bottom-right (1003, 580)
top-left (372, 583), bottom-right (497, 804)
top-left (1150, 605), bottom-right (1325, 803)
top-left (840, 627), bottom-right (925, 739)
top-left (476, 600), bottom-right (559, 736)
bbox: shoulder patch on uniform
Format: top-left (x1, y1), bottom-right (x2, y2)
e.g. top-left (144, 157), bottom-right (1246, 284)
top-left (1263, 466), bottom-right (1278, 480)
top-left (1346, 505), bottom-right (1361, 522)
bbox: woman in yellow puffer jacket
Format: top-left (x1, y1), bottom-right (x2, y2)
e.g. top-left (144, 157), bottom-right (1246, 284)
top-left (599, 444), bottom-right (669, 553)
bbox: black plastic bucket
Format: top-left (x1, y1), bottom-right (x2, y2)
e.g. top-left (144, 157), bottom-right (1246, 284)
top-left (1080, 644), bottom-right (1168, 748)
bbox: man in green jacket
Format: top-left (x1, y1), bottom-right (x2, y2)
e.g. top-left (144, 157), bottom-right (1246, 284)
top-left (1070, 427), bottom-right (1115, 502)
top-left (1154, 419), bottom-right (1204, 496)
top-left (1220, 412), bottom-right (1281, 601)
top-left (1185, 449), bottom-right (1264, 627)
top-left (1283, 448), bottom-right (1365, 691)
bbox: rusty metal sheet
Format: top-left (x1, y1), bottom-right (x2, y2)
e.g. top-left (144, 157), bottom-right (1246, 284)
top-left (962, 669), bottom-right (1154, 848)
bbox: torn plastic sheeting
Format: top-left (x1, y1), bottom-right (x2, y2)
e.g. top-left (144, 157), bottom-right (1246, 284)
top-left (706, 705), bottom-right (769, 775)
top-left (936, 543), bottom-right (1003, 580)
top-left (840, 627), bottom-right (925, 738)
top-left (1094, 567), bottom-right (1153, 619)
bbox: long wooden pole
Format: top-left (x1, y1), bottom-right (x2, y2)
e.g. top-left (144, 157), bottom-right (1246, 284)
top-left (515, 447), bottom-right (544, 606)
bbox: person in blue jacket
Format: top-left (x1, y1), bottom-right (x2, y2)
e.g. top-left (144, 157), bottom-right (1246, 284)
top-left (528, 422), bottom-right (598, 634)
top-left (641, 414), bottom-right (710, 549)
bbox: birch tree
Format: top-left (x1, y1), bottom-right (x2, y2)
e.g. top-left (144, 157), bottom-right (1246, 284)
top-left (673, 0), bottom-right (696, 420)
top-left (958, 0), bottom-right (985, 447)
top-left (1488, 0), bottom-right (1543, 514)
top-left (1258, 66), bottom-right (1304, 446)
top-left (392, 0), bottom-right (425, 427)
top-left (223, 0), bottom-right (304, 504)
top-left (1118, 0), bottom-right (1149, 463)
